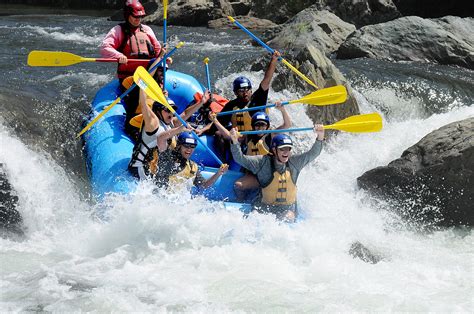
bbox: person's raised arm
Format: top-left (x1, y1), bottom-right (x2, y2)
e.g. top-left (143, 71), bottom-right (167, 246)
top-left (274, 101), bottom-right (292, 130)
top-left (209, 112), bottom-right (231, 140)
top-left (178, 90), bottom-right (211, 124)
top-left (200, 164), bottom-right (229, 189)
top-left (157, 125), bottom-right (187, 152)
top-left (291, 124), bottom-right (325, 171)
top-left (140, 89), bottom-right (159, 133)
top-left (260, 50), bottom-right (280, 91)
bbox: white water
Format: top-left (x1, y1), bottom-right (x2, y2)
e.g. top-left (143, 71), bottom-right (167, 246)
top-left (1, 91), bottom-right (473, 311)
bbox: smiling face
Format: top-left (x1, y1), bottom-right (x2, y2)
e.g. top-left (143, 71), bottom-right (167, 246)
top-left (154, 68), bottom-right (164, 86)
top-left (234, 87), bottom-right (252, 102)
top-left (273, 146), bottom-right (292, 163)
top-left (179, 144), bottom-right (196, 159)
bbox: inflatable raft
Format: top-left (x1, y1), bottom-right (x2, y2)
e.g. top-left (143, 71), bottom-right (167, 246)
top-left (82, 70), bottom-right (252, 213)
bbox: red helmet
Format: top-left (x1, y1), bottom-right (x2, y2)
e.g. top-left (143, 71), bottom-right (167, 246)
top-left (124, 0), bottom-right (146, 19)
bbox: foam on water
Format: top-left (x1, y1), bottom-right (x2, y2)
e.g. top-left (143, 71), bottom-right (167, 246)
top-left (1, 85), bottom-right (473, 310)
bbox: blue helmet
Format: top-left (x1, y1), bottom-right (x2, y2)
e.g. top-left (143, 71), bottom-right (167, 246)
top-left (271, 134), bottom-right (293, 149)
top-left (177, 132), bottom-right (197, 147)
top-left (233, 76), bottom-right (252, 91)
top-left (251, 111), bottom-right (270, 128)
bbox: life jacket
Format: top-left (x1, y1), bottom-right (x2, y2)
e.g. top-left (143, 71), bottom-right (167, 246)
top-left (246, 135), bottom-right (270, 156)
top-left (117, 23), bottom-right (155, 79)
top-left (231, 106), bottom-right (253, 131)
top-left (128, 124), bottom-right (158, 173)
top-left (261, 166), bottom-right (297, 206)
top-left (168, 159), bottom-right (198, 186)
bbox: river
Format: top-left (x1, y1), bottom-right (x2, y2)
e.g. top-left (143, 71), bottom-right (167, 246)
top-left (0, 13), bottom-right (473, 312)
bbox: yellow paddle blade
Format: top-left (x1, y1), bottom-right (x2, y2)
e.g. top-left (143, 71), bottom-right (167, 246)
top-left (130, 114), bottom-right (144, 128)
top-left (163, 0), bottom-right (168, 19)
top-left (28, 51), bottom-right (95, 67)
top-left (133, 66), bottom-right (175, 113)
top-left (76, 97), bottom-right (121, 137)
top-left (291, 85), bottom-right (347, 106)
top-left (324, 113), bottom-right (383, 133)
top-left (281, 58), bottom-right (319, 89)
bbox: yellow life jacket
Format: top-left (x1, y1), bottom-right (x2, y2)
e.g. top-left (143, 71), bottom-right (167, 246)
top-left (261, 169), bottom-right (297, 206)
top-left (230, 105), bottom-right (252, 132)
top-left (168, 160), bottom-right (198, 186)
top-left (246, 136), bottom-right (270, 156)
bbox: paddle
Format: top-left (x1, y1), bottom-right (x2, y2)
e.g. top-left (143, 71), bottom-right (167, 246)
top-left (217, 85), bottom-right (347, 116)
top-left (228, 16), bottom-right (319, 90)
top-left (133, 66), bottom-right (224, 166)
top-left (162, 0), bottom-right (168, 88)
top-left (203, 57), bottom-right (211, 92)
top-left (239, 113), bottom-right (383, 135)
top-left (27, 51), bottom-right (151, 67)
top-left (76, 42), bottom-right (184, 138)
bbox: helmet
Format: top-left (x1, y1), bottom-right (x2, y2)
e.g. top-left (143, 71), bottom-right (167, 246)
top-left (178, 132), bottom-right (197, 147)
top-left (152, 98), bottom-right (177, 113)
top-left (124, 0), bottom-right (146, 19)
top-left (251, 111), bottom-right (270, 128)
top-left (271, 134), bottom-right (293, 149)
top-left (233, 76), bottom-right (252, 91)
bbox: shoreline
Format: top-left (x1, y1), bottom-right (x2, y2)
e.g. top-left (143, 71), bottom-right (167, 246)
top-left (0, 4), bottom-right (114, 17)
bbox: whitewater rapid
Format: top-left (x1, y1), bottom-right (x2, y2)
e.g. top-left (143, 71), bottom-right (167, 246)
top-left (1, 14), bottom-right (473, 312)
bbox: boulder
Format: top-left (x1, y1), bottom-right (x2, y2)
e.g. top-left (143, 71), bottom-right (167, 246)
top-left (251, 44), bottom-right (360, 127)
top-left (0, 164), bottom-right (23, 239)
top-left (337, 16), bottom-right (474, 70)
top-left (145, 0), bottom-right (214, 26)
top-left (267, 8), bottom-right (356, 56)
top-left (358, 117), bottom-right (474, 227)
top-left (393, 0), bottom-right (473, 18)
top-left (208, 15), bottom-right (277, 29)
top-left (249, 0), bottom-right (400, 27)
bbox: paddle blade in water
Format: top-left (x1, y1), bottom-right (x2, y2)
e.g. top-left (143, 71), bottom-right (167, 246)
top-left (27, 51), bottom-right (93, 67)
top-left (293, 85), bottom-right (348, 106)
top-left (324, 113), bottom-right (383, 133)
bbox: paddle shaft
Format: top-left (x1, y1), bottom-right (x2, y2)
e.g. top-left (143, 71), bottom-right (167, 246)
top-left (228, 16), bottom-right (318, 89)
top-left (162, 19), bottom-right (167, 89)
top-left (205, 61), bottom-right (211, 92)
top-left (240, 127), bottom-right (313, 135)
top-left (217, 102), bottom-right (287, 116)
top-left (95, 58), bottom-right (150, 64)
top-left (77, 45), bottom-right (181, 137)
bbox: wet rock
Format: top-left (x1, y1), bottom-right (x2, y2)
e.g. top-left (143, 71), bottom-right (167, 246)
top-left (0, 164), bottom-right (24, 239)
top-left (264, 44), bottom-right (360, 127)
top-left (208, 15), bottom-right (277, 29)
top-left (267, 8), bottom-right (356, 56)
top-left (393, 0), bottom-right (473, 18)
top-left (337, 16), bottom-right (474, 70)
top-left (358, 117), bottom-right (474, 227)
top-left (145, 0), bottom-right (214, 26)
top-left (249, 0), bottom-right (400, 27)
top-left (109, 1), bottom-right (159, 21)
top-left (349, 241), bottom-right (384, 264)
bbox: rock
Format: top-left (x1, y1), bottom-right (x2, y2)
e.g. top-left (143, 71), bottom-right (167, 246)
top-left (357, 117), bottom-right (474, 227)
top-left (393, 0), bottom-right (474, 18)
top-left (349, 241), bottom-right (384, 264)
top-left (249, 0), bottom-right (400, 27)
top-left (267, 8), bottom-right (356, 56)
top-left (0, 164), bottom-right (24, 239)
top-left (145, 0), bottom-right (214, 26)
top-left (337, 16), bottom-right (474, 70)
top-left (266, 44), bottom-right (360, 127)
top-left (208, 15), bottom-right (277, 29)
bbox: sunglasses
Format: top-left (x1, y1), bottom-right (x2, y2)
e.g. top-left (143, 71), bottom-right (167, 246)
top-left (236, 87), bottom-right (251, 93)
top-left (253, 122), bottom-right (268, 127)
top-left (277, 147), bottom-right (292, 152)
top-left (182, 144), bottom-right (197, 149)
top-left (131, 14), bottom-right (145, 18)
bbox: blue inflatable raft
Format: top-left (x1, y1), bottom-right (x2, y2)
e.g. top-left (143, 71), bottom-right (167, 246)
top-left (82, 70), bottom-right (252, 213)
